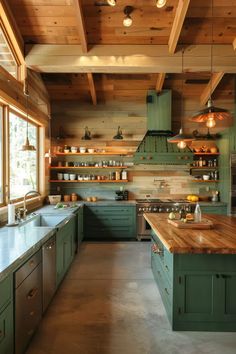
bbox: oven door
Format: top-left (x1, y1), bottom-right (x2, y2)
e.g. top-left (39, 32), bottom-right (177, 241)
top-left (137, 213), bottom-right (152, 239)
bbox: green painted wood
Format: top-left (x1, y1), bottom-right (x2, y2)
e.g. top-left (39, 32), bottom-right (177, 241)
top-left (151, 231), bottom-right (236, 331)
top-left (201, 206), bottom-right (227, 215)
top-left (84, 205), bottom-right (136, 240)
top-left (56, 216), bottom-right (76, 286)
top-left (134, 152), bottom-right (193, 165)
top-left (147, 90), bottom-right (171, 131)
top-left (0, 302), bottom-right (14, 354)
top-left (0, 275), bottom-right (12, 313)
top-left (77, 207), bottom-right (84, 246)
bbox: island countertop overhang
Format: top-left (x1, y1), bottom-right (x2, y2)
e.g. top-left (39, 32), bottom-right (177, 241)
top-left (144, 213), bottom-right (236, 254)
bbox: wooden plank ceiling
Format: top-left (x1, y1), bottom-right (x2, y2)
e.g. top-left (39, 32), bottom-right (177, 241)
top-left (7, 0), bottom-right (236, 107)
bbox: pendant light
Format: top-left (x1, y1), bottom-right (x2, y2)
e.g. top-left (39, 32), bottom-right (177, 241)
top-left (107, 0), bottom-right (116, 6)
top-left (123, 6), bottom-right (133, 27)
top-left (190, 0), bottom-right (233, 127)
top-left (113, 126), bottom-right (123, 140)
top-left (21, 81), bottom-right (36, 152)
top-left (168, 49), bottom-right (193, 149)
top-left (45, 115), bottom-right (56, 159)
top-left (156, 0), bottom-right (167, 8)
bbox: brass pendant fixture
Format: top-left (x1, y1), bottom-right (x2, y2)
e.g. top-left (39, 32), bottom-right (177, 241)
top-left (168, 49), bottom-right (194, 149)
top-left (21, 82), bottom-right (36, 152)
top-left (190, 0), bottom-right (233, 127)
top-left (45, 115), bottom-right (56, 159)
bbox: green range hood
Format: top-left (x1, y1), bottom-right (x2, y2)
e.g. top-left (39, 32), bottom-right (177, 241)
top-left (134, 90), bottom-right (193, 165)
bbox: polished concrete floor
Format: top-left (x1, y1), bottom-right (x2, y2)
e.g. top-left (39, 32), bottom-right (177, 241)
top-left (26, 242), bottom-right (236, 354)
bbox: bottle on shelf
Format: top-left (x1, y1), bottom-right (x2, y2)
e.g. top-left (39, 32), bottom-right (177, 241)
top-left (115, 171), bottom-right (120, 180)
top-left (121, 170), bottom-right (127, 180)
top-left (198, 157), bottom-right (203, 167)
top-left (194, 203), bottom-right (202, 222)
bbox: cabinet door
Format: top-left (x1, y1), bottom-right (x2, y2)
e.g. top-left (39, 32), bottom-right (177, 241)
top-left (0, 303), bottom-right (13, 354)
top-left (216, 273), bottom-right (236, 321)
top-left (78, 207), bottom-right (84, 245)
top-left (175, 272), bottom-right (218, 322)
top-left (201, 206), bottom-right (227, 215)
top-left (56, 230), bottom-right (65, 286)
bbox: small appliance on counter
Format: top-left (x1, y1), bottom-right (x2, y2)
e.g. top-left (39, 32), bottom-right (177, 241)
top-left (115, 190), bottom-right (128, 201)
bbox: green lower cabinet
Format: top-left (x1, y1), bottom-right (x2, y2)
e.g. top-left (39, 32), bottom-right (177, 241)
top-left (201, 206), bottom-right (227, 215)
top-left (56, 215), bottom-right (76, 286)
top-left (84, 205), bottom-right (136, 240)
top-left (0, 302), bottom-right (13, 354)
top-left (0, 274), bottom-right (13, 354)
top-left (77, 206), bottom-right (84, 246)
top-left (151, 234), bottom-right (236, 331)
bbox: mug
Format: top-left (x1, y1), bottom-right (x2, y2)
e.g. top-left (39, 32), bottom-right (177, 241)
top-left (57, 173), bottom-right (63, 180)
top-left (63, 173), bottom-right (69, 180)
top-left (69, 174), bottom-right (76, 180)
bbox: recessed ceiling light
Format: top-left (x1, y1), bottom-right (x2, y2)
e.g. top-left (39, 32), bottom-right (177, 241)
top-left (156, 0), bottom-right (167, 8)
top-left (107, 0), bottom-right (116, 6)
top-left (123, 6), bottom-right (133, 27)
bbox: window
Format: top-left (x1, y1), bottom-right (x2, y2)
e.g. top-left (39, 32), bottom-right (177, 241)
top-left (9, 111), bottom-right (38, 200)
top-left (0, 27), bottom-right (18, 79)
top-left (0, 106), bottom-right (3, 204)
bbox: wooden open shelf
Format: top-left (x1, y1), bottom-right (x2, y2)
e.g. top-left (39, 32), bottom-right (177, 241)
top-left (190, 167), bottom-right (218, 170)
top-left (193, 153), bottom-right (220, 155)
top-left (192, 180), bottom-right (219, 183)
top-left (49, 180), bottom-right (128, 183)
top-left (55, 152), bottom-right (133, 156)
top-left (49, 166), bottom-right (128, 169)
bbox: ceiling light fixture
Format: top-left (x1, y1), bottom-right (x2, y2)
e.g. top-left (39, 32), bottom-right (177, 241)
top-left (113, 126), bottom-right (123, 140)
top-left (21, 82), bottom-right (36, 152)
top-left (107, 0), bottom-right (116, 6)
top-left (123, 6), bottom-right (133, 27)
top-left (168, 49), bottom-right (193, 149)
top-left (190, 0), bottom-right (233, 128)
top-left (156, 0), bottom-right (167, 8)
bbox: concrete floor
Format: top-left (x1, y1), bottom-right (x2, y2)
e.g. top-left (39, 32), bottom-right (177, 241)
top-left (26, 242), bottom-right (236, 354)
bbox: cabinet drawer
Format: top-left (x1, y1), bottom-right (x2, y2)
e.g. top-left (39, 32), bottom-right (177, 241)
top-left (86, 206), bottom-right (134, 216)
top-left (85, 215), bottom-right (133, 227)
top-left (15, 263), bottom-right (42, 354)
top-left (15, 250), bottom-right (41, 288)
top-left (201, 206), bottom-right (227, 215)
top-left (0, 275), bottom-right (12, 312)
top-left (0, 303), bottom-right (13, 354)
top-left (85, 225), bottom-right (135, 239)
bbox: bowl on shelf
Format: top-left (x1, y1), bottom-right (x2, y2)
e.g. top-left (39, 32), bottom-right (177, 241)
top-left (202, 175), bottom-right (210, 180)
top-left (79, 147), bottom-right (86, 153)
top-left (88, 148), bottom-right (95, 153)
top-left (71, 146), bottom-right (78, 153)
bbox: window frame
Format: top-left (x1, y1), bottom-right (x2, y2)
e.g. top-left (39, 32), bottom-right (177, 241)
top-left (8, 108), bottom-right (39, 203)
top-left (0, 104), bottom-right (4, 206)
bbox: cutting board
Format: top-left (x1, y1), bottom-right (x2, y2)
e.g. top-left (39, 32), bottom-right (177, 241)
top-left (168, 218), bottom-right (213, 229)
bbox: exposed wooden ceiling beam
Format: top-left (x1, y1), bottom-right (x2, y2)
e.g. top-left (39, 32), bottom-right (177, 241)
top-left (200, 72), bottom-right (224, 106)
top-left (25, 44), bottom-right (236, 74)
top-left (73, 0), bottom-right (88, 53)
top-left (155, 73), bottom-right (166, 92)
top-left (168, 0), bottom-right (190, 54)
top-left (87, 73), bottom-right (97, 105)
top-left (233, 38), bottom-right (236, 51)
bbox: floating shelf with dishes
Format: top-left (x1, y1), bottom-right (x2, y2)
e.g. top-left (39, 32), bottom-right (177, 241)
top-left (49, 166), bottom-right (129, 170)
top-left (191, 180), bottom-right (219, 183)
top-left (49, 180), bottom-right (128, 183)
top-left (55, 152), bottom-right (133, 156)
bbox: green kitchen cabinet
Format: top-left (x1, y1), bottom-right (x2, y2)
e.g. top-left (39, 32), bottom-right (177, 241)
top-left (151, 231), bottom-right (236, 331)
top-left (200, 205), bottom-right (227, 215)
top-left (0, 275), bottom-right (13, 354)
top-left (84, 205), bottom-right (136, 240)
top-left (77, 206), bottom-right (84, 246)
top-left (56, 215), bottom-right (76, 286)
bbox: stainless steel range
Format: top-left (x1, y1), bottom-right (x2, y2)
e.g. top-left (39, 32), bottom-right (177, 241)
top-left (136, 199), bottom-right (194, 240)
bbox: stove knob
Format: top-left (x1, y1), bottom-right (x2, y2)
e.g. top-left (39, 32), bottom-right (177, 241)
top-left (159, 208), bottom-right (162, 212)
top-left (138, 208), bottom-right (142, 211)
top-left (153, 207), bottom-right (157, 212)
top-left (166, 208), bottom-right (170, 212)
top-left (149, 207), bottom-right (152, 212)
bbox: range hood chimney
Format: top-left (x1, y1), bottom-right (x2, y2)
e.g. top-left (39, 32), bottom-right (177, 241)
top-left (134, 90), bottom-right (193, 165)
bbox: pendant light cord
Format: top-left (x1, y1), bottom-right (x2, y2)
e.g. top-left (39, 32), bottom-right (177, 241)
top-left (181, 47), bottom-right (184, 131)
top-left (210, 0), bottom-right (213, 105)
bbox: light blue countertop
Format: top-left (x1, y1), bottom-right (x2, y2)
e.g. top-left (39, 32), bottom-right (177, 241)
top-left (0, 225), bottom-right (54, 281)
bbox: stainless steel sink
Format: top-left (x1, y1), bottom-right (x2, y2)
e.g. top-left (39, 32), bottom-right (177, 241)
top-left (23, 215), bottom-right (69, 228)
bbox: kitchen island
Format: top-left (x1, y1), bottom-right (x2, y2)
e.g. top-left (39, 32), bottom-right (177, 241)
top-left (144, 213), bottom-right (236, 331)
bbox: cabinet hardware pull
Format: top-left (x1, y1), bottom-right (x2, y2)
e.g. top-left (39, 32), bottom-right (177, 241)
top-left (164, 288), bottom-right (169, 295)
top-left (27, 287), bottom-right (38, 299)
top-left (151, 244), bottom-right (163, 255)
top-left (165, 265), bottom-right (169, 271)
top-left (216, 274), bottom-right (220, 278)
top-left (0, 330), bottom-right (3, 337)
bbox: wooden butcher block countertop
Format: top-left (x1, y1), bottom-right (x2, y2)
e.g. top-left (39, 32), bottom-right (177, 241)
top-left (144, 213), bottom-right (236, 254)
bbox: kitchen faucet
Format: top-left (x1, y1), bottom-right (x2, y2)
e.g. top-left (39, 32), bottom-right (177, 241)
top-left (22, 190), bottom-right (41, 219)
